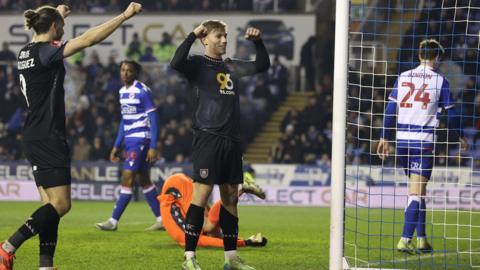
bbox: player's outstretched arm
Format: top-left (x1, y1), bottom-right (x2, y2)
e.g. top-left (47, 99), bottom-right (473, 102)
top-left (170, 24), bottom-right (206, 75)
top-left (63, 2), bottom-right (142, 58)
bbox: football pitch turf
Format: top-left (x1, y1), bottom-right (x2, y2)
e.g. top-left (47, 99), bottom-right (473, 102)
top-left (0, 201), bottom-right (327, 270)
top-left (1, 201), bottom-right (479, 269)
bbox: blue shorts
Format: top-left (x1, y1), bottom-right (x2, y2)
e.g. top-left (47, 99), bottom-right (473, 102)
top-left (123, 139), bottom-right (150, 172)
top-left (397, 146), bottom-right (433, 180)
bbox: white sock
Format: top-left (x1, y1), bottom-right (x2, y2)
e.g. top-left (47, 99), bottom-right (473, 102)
top-left (224, 250), bottom-right (238, 261)
top-left (401, 237), bottom-right (411, 242)
top-left (156, 216), bottom-right (163, 223)
top-left (109, 218), bottom-right (118, 226)
top-left (39, 267), bottom-right (55, 270)
top-left (185, 251), bottom-right (195, 260)
top-left (2, 240), bottom-right (16, 253)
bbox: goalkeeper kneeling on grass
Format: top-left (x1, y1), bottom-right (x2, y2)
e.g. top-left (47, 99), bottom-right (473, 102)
top-left (158, 173), bottom-right (267, 248)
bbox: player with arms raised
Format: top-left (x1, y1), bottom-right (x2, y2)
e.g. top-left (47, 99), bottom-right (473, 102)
top-left (170, 21), bottom-right (270, 270)
top-left (0, 3), bottom-right (142, 270)
top-left (377, 39), bottom-right (468, 254)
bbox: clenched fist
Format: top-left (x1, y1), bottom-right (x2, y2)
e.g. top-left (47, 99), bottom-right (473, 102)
top-left (56, 5), bottom-right (71, 18)
top-left (194, 24), bottom-right (208, 38)
top-left (123, 2), bottom-right (142, 20)
top-left (244, 27), bottom-right (262, 41)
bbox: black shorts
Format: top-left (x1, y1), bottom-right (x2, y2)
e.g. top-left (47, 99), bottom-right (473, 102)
top-left (22, 138), bottom-right (71, 188)
top-left (191, 131), bottom-right (243, 185)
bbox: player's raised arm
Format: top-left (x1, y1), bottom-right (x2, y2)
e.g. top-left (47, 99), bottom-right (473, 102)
top-left (231, 27), bottom-right (270, 77)
top-left (170, 24), bottom-right (206, 75)
top-left (63, 2), bottom-right (142, 58)
top-left (245, 27), bottom-right (270, 73)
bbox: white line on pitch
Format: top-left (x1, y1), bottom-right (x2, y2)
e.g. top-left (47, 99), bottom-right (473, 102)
top-left (364, 248), bottom-right (480, 267)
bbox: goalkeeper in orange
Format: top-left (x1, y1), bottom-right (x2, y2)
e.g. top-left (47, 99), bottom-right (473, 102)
top-left (157, 171), bottom-right (267, 249)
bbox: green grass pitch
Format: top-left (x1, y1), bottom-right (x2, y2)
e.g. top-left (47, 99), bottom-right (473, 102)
top-left (344, 208), bottom-right (480, 269)
top-left (1, 201), bottom-right (479, 269)
top-left (0, 202), bottom-right (327, 270)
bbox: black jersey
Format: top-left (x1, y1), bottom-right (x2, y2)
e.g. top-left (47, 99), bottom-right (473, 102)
top-left (17, 40), bottom-right (67, 141)
top-left (171, 33), bottom-right (270, 140)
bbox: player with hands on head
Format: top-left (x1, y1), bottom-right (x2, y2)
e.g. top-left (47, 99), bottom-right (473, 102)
top-left (171, 20), bottom-right (270, 270)
top-left (95, 60), bottom-right (164, 232)
top-left (0, 3), bottom-right (142, 270)
top-left (377, 38), bottom-right (468, 255)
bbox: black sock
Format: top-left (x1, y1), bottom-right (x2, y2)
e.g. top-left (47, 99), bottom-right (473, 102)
top-left (219, 205), bottom-right (238, 251)
top-left (8, 203), bottom-right (59, 250)
top-left (184, 204), bottom-right (204, 252)
top-left (39, 211), bottom-right (60, 267)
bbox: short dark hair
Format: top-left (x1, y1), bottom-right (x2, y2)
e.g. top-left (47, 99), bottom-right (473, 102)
top-left (24, 6), bottom-right (63, 34)
top-left (201, 20), bottom-right (227, 34)
top-left (419, 39), bottom-right (445, 61)
top-left (120, 60), bottom-right (142, 78)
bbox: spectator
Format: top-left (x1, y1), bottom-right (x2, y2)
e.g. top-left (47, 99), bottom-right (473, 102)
top-left (176, 125), bottom-right (192, 157)
top-left (251, 74), bottom-right (272, 111)
top-left (162, 133), bottom-right (182, 162)
top-left (139, 46), bottom-right (158, 62)
top-left (126, 32), bottom-right (144, 61)
top-left (280, 107), bottom-right (300, 133)
top-left (90, 136), bottom-right (109, 161)
top-left (84, 51), bottom-right (104, 95)
top-left (73, 136), bottom-right (92, 161)
top-left (268, 55), bottom-right (288, 102)
top-left (153, 32), bottom-right (176, 62)
top-left (0, 42), bottom-right (16, 61)
top-left (160, 95), bottom-right (180, 123)
top-left (303, 96), bottom-right (322, 129)
top-left (253, 0), bottom-right (273, 12)
top-left (300, 36), bottom-right (317, 91)
top-left (104, 54), bottom-right (122, 92)
top-left (269, 138), bottom-right (284, 163)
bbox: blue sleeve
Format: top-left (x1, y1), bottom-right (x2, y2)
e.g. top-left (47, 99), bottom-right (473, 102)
top-left (388, 80), bottom-right (398, 101)
top-left (439, 79), bottom-right (455, 109)
top-left (148, 111), bottom-right (159, 149)
top-left (114, 118), bottom-right (124, 148)
top-left (446, 106), bottom-right (465, 138)
top-left (380, 100), bottom-right (397, 139)
top-left (141, 89), bottom-right (156, 113)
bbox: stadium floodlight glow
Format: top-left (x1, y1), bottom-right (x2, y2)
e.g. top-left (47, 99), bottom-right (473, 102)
top-left (331, 1), bottom-right (480, 269)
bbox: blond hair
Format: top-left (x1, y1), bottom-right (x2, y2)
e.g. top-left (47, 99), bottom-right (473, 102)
top-left (201, 20), bottom-right (227, 33)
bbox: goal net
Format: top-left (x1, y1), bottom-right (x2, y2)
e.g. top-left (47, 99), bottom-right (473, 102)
top-left (334, 1), bottom-right (480, 269)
